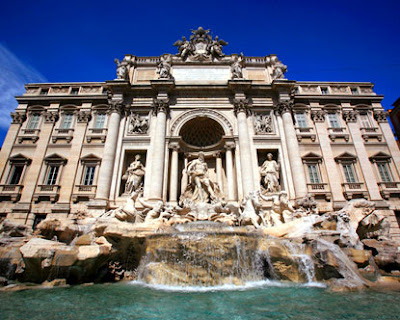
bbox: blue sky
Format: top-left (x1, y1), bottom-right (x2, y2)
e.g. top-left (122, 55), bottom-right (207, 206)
top-left (1, 0), bottom-right (399, 146)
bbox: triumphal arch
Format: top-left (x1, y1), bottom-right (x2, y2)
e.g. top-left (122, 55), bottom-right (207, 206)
top-left (1, 27), bottom-right (400, 239)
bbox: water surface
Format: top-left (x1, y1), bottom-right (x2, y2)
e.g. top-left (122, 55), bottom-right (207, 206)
top-left (1, 281), bottom-right (399, 320)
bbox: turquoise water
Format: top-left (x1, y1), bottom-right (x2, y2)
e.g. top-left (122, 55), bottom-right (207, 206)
top-left (1, 281), bottom-right (400, 320)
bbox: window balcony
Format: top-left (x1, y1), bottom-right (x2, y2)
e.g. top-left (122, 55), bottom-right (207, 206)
top-left (378, 181), bottom-right (400, 199)
top-left (86, 128), bottom-right (107, 143)
top-left (295, 127), bottom-right (316, 142)
top-left (33, 185), bottom-right (60, 202)
top-left (52, 128), bottom-right (74, 143)
top-left (341, 182), bottom-right (368, 200)
top-left (18, 129), bottom-right (40, 144)
top-left (327, 127), bottom-right (349, 142)
top-left (360, 127), bottom-right (382, 142)
top-left (0, 184), bottom-right (23, 202)
top-left (307, 183), bottom-right (331, 200)
top-left (72, 185), bottom-right (97, 202)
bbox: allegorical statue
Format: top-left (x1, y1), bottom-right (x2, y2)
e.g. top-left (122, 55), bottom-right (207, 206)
top-left (114, 58), bottom-right (129, 80)
top-left (182, 152), bottom-right (220, 203)
top-left (260, 153), bottom-right (280, 193)
top-left (173, 36), bottom-right (194, 61)
top-left (156, 55), bottom-right (173, 79)
top-left (231, 53), bottom-right (244, 79)
top-left (128, 113), bottom-right (148, 134)
top-left (207, 36), bottom-right (228, 60)
top-left (122, 155), bottom-right (145, 194)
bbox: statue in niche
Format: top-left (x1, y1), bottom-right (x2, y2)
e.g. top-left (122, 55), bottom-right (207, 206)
top-left (254, 114), bottom-right (273, 134)
top-left (156, 55), bottom-right (173, 80)
top-left (128, 113), bottom-right (149, 134)
top-left (181, 152), bottom-right (220, 204)
top-left (231, 54), bottom-right (244, 79)
top-left (114, 58), bottom-right (129, 80)
top-left (122, 155), bottom-right (145, 194)
top-left (260, 153), bottom-right (280, 193)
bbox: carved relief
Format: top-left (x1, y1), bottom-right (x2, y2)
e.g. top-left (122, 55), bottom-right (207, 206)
top-left (128, 113), bottom-right (149, 134)
top-left (254, 113), bottom-right (273, 134)
top-left (331, 86), bottom-right (348, 93)
top-left (81, 86), bottom-right (102, 94)
top-left (51, 87), bottom-right (69, 94)
top-left (301, 85), bottom-right (318, 93)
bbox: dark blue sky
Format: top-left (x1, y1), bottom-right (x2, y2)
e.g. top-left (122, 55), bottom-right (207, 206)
top-left (1, 0), bottom-right (399, 145)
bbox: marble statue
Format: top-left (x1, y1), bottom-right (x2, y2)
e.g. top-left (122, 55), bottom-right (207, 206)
top-left (122, 155), bottom-right (145, 194)
top-left (207, 36), bottom-right (228, 60)
top-left (231, 54), bottom-right (244, 79)
top-left (270, 56), bottom-right (287, 80)
top-left (138, 198), bottom-right (164, 223)
top-left (114, 58), bottom-right (129, 80)
top-left (259, 191), bottom-right (296, 226)
top-left (240, 191), bottom-right (263, 228)
top-left (260, 153), bottom-right (280, 193)
top-left (128, 113), bottom-right (149, 134)
top-left (156, 55), bottom-right (173, 79)
top-left (173, 36), bottom-right (194, 60)
top-left (181, 152), bottom-right (220, 204)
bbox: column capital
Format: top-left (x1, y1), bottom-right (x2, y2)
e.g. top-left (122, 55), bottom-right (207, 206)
top-left (77, 110), bottom-right (92, 123)
top-left (274, 100), bottom-right (293, 116)
top-left (374, 110), bottom-right (389, 123)
top-left (10, 112), bottom-right (26, 124)
top-left (342, 110), bottom-right (357, 123)
top-left (311, 110), bottom-right (326, 123)
top-left (169, 142), bottom-right (180, 150)
top-left (108, 101), bottom-right (124, 115)
top-left (225, 141), bottom-right (235, 150)
top-left (233, 98), bottom-right (251, 115)
top-left (43, 111), bottom-right (59, 123)
top-left (152, 98), bottom-right (169, 115)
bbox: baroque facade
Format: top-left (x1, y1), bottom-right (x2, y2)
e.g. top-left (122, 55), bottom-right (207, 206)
top-left (1, 28), bottom-right (400, 239)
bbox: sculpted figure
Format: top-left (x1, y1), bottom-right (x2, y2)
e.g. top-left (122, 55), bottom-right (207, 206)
top-left (240, 191), bottom-right (263, 228)
top-left (173, 36), bottom-right (194, 60)
top-left (184, 152), bottom-right (219, 203)
top-left (260, 153), bottom-right (280, 193)
top-left (138, 198), bottom-right (164, 223)
top-left (207, 36), bottom-right (227, 60)
top-left (260, 192), bottom-right (295, 226)
top-left (156, 55), bottom-right (173, 79)
top-left (231, 54), bottom-right (244, 79)
top-left (254, 114), bottom-right (273, 134)
top-left (114, 58), bottom-right (129, 80)
top-left (271, 57), bottom-right (287, 80)
top-left (122, 155), bottom-right (145, 194)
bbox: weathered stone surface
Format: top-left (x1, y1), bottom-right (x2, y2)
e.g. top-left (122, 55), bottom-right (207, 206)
top-left (362, 239), bottom-right (400, 272)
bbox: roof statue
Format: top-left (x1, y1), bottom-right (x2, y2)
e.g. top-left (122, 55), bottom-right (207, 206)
top-left (174, 26), bottom-right (228, 61)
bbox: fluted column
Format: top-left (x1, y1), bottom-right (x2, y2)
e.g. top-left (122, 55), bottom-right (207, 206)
top-left (278, 101), bottom-right (307, 198)
top-left (169, 143), bottom-right (179, 203)
top-left (234, 98), bottom-right (255, 196)
top-left (149, 99), bottom-right (168, 200)
top-left (216, 152), bottom-right (224, 193)
top-left (225, 143), bottom-right (235, 201)
top-left (96, 103), bottom-right (122, 200)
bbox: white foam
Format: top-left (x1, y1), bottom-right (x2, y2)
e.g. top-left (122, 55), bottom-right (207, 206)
top-left (129, 280), bottom-right (326, 292)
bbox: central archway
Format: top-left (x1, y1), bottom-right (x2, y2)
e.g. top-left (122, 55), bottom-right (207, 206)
top-left (180, 117), bottom-right (225, 148)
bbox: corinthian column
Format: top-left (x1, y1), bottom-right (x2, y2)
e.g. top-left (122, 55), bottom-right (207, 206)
top-left (225, 143), bottom-right (235, 201)
top-left (95, 103), bottom-right (122, 201)
top-left (168, 143), bottom-right (179, 203)
top-left (149, 99), bottom-right (168, 200)
top-left (234, 98), bottom-right (255, 196)
top-left (278, 101), bottom-right (307, 198)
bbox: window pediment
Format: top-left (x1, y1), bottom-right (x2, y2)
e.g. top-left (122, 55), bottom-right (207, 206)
top-left (369, 152), bottom-right (391, 162)
top-left (335, 152), bottom-right (357, 163)
top-left (44, 153), bottom-right (68, 165)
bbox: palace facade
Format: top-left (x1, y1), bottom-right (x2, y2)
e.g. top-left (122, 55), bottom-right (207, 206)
top-left (1, 28), bottom-right (400, 239)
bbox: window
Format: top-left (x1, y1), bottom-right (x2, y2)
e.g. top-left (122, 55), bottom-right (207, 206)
top-left (83, 165), bottom-right (96, 185)
top-left (377, 162), bottom-right (392, 182)
top-left (342, 163), bottom-right (357, 183)
top-left (46, 165), bottom-right (60, 185)
top-left (94, 113), bottom-right (106, 129)
top-left (328, 113), bottom-right (340, 128)
top-left (351, 88), bottom-right (358, 95)
top-left (40, 88), bottom-right (49, 95)
top-left (8, 165), bottom-right (24, 185)
top-left (71, 88), bottom-right (79, 95)
top-left (359, 113), bottom-right (372, 128)
top-left (295, 113), bottom-right (308, 128)
top-left (27, 114), bottom-right (41, 130)
top-left (307, 164), bottom-right (321, 184)
top-left (61, 114), bottom-right (73, 129)
top-left (321, 87), bottom-right (328, 95)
